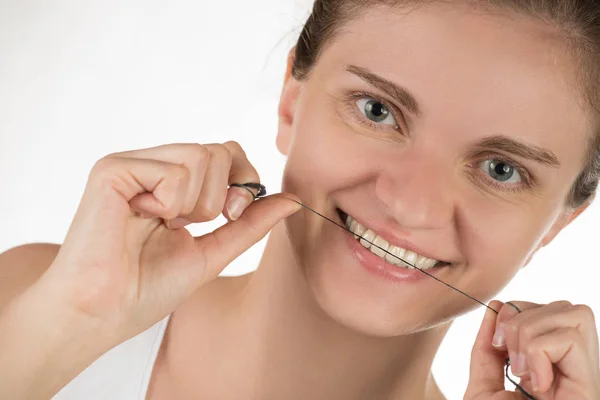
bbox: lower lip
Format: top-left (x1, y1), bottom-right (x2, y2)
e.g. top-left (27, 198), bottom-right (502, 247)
top-left (343, 229), bottom-right (447, 283)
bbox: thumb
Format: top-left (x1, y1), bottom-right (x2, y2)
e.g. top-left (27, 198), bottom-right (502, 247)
top-left (195, 193), bottom-right (302, 281)
top-left (465, 300), bottom-right (512, 399)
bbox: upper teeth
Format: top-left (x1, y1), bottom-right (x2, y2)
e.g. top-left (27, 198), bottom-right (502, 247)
top-left (345, 215), bottom-right (439, 270)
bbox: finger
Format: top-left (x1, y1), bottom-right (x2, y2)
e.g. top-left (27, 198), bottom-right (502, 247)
top-left (492, 301), bottom-right (547, 351)
top-left (110, 142), bottom-right (261, 225)
top-left (221, 141), bottom-right (261, 221)
top-left (88, 156), bottom-right (188, 221)
top-left (501, 301), bottom-right (597, 378)
top-left (109, 143), bottom-right (210, 212)
top-left (223, 141), bottom-right (260, 185)
top-left (181, 144), bottom-right (233, 223)
top-left (465, 300), bottom-right (512, 398)
top-left (525, 327), bottom-right (594, 394)
top-left (195, 193), bottom-right (301, 283)
top-left (497, 301), bottom-right (565, 376)
top-left (175, 142), bottom-right (261, 224)
top-left (223, 186), bottom-right (257, 222)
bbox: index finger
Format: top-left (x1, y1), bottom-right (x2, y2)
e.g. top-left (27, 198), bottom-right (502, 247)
top-left (222, 141), bottom-right (261, 187)
top-left (220, 141), bottom-right (263, 221)
top-left (177, 141), bottom-right (261, 223)
top-left (491, 301), bottom-right (540, 350)
top-left (496, 301), bottom-right (541, 324)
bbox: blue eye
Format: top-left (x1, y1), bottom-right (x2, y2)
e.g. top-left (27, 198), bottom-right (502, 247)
top-left (479, 159), bottom-right (522, 184)
top-left (356, 98), bottom-right (398, 126)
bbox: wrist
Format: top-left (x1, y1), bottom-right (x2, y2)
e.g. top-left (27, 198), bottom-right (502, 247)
top-left (0, 280), bottom-right (112, 399)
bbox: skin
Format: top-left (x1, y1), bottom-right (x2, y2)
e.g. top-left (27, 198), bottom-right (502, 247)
top-left (150, 4), bottom-right (599, 399)
top-left (276, 3), bottom-right (592, 336)
top-left (0, 3), bottom-right (598, 400)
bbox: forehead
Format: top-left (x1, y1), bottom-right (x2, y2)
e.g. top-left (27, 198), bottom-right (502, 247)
top-left (314, 3), bottom-right (591, 173)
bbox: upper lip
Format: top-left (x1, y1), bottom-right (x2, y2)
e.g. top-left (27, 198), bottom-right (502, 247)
top-left (339, 208), bottom-right (455, 264)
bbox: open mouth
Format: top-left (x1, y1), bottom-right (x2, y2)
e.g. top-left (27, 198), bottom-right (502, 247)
top-left (336, 208), bottom-right (451, 270)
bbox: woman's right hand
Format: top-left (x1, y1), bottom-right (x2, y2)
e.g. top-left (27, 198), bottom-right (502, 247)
top-left (35, 141), bottom-right (300, 345)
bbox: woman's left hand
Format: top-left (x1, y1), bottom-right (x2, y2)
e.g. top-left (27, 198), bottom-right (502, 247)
top-left (464, 300), bottom-right (600, 400)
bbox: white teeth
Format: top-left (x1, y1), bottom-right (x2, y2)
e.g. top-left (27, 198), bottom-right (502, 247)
top-left (353, 221), bottom-right (366, 240)
top-left (415, 256), bottom-right (429, 270)
top-left (370, 236), bottom-right (389, 258)
top-left (349, 218), bottom-right (357, 233)
top-left (346, 214), bottom-right (366, 239)
top-left (344, 213), bottom-right (441, 270)
top-left (385, 245), bottom-right (405, 265)
top-left (360, 229), bottom-right (376, 248)
top-left (416, 256), bottom-right (438, 270)
top-left (403, 250), bottom-right (417, 266)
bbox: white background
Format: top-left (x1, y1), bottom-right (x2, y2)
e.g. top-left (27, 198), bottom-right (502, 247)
top-left (1, 1), bottom-right (598, 398)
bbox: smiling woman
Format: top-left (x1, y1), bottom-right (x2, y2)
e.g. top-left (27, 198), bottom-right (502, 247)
top-left (0, 1), bottom-right (599, 400)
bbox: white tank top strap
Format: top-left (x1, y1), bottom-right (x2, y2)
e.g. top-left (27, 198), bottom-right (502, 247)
top-left (52, 315), bottom-right (171, 400)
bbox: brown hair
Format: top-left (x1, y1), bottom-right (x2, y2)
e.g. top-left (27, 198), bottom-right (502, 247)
top-left (292, 0), bottom-right (600, 209)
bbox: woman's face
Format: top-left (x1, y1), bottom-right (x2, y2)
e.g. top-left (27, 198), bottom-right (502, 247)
top-left (277, 3), bottom-right (592, 336)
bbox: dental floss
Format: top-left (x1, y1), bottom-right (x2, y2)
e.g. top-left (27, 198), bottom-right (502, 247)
top-left (231, 183), bottom-right (536, 399)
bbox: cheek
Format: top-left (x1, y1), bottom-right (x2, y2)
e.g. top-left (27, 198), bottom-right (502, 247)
top-left (460, 199), bottom-right (550, 291)
top-left (281, 93), bottom-right (383, 198)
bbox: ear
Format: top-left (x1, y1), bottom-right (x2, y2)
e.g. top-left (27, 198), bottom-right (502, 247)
top-left (522, 196), bottom-right (594, 266)
top-left (276, 47), bottom-right (302, 156)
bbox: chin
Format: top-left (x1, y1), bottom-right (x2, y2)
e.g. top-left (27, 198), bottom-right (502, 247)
top-left (305, 266), bottom-right (457, 338)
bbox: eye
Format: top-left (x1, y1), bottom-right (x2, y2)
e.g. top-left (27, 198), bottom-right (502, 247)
top-left (479, 159), bottom-right (522, 184)
top-left (356, 98), bottom-right (398, 127)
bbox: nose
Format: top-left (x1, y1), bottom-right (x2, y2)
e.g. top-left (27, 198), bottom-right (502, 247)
top-left (374, 155), bottom-right (455, 230)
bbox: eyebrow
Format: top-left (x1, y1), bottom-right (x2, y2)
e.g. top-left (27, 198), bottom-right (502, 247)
top-left (475, 135), bottom-right (561, 167)
top-left (346, 65), bottom-right (560, 168)
top-left (346, 65), bottom-right (422, 116)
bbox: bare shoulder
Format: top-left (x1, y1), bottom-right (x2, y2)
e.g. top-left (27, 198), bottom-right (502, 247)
top-left (0, 243), bottom-right (61, 308)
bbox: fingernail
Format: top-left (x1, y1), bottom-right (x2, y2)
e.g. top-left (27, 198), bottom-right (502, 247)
top-left (227, 195), bottom-right (250, 221)
top-left (492, 323), bottom-right (506, 348)
top-left (168, 217), bottom-right (191, 229)
top-left (530, 371), bottom-right (538, 391)
top-left (512, 352), bottom-right (527, 376)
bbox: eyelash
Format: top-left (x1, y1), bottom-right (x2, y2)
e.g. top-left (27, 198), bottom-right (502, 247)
top-left (341, 91), bottom-right (536, 194)
top-left (468, 153), bottom-right (535, 193)
top-left (343, 91), bottom-right (405, 134)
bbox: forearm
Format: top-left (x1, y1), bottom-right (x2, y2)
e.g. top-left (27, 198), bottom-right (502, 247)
top-left (0, 284), bottom-right (109, 399)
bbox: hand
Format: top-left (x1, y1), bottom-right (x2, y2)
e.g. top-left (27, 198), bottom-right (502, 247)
top-left (465, 300), bottom-right (600, 400)
top-left (34, 141), bottom-right (301, 344)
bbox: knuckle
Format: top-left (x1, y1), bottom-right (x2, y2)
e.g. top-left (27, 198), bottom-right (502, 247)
top-left (161, 165), bottom-right (189, 219)
top-left (506, 319), bottom-right (520, 335)
top-left (181, 197), bottom-right (199, 216)
top-left (520, 323), bottom-right (536, 342)
top-left (161, 199), bottom-right (181, 220)
top-left (552, 300), bottom-right (573, 309)
top-left (188, 143), bottom-right (210, 163)
top-left (212, 143), bottom-right (233, 164)
top-left (224, 140), bottom-right (244, 153)
top-left (161, 197), bottom-right (180, 219)
top-left (170, 163), bottom-right (190, 185)
top-left (163, 206), bottom-right (179, 220)
top-left (573, 304), bottom-right (595, 321)
top-left (500, 302), bottom-right (518, 318)
top-left (525, 342), bottom-right (540, 359)
top-left (194, 200), bottom-right (221, 221)
top-left (89, 157), bottom-right (117, 182)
